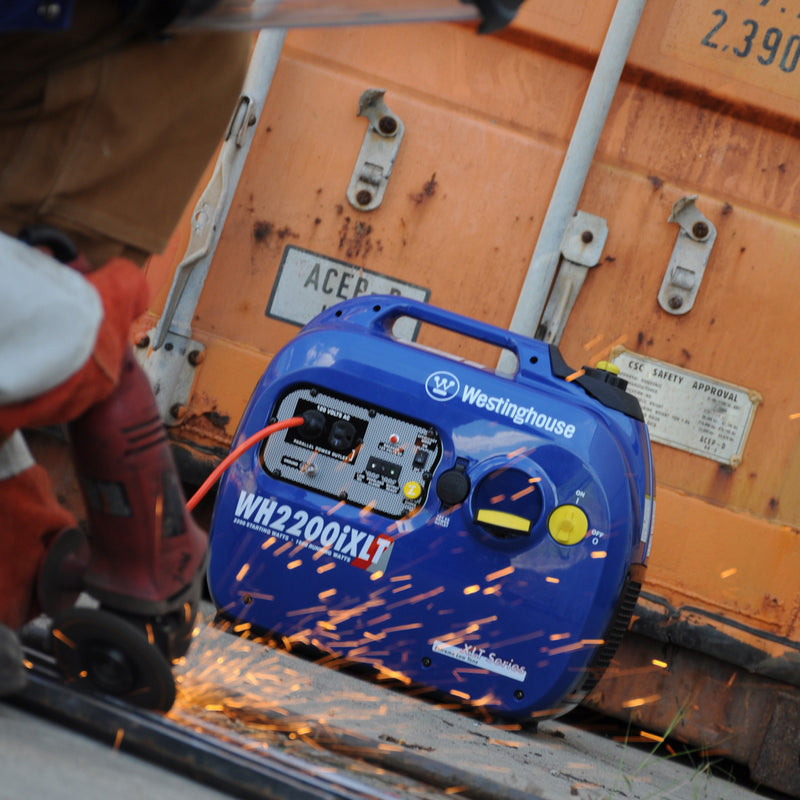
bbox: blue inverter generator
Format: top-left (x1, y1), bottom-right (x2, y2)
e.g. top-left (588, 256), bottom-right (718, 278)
top-left (207, 295), bottom-right (654, 719)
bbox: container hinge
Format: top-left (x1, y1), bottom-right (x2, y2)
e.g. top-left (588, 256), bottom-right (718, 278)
top-left (347, 89), bottom-right (404, 212)
top-left (658, 196), bottom-right (716, 315)
top-left (536, 210), bottom-right (609, 344)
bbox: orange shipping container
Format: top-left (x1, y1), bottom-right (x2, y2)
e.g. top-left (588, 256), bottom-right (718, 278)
top-left (111, 0), bottom-right (800, 793)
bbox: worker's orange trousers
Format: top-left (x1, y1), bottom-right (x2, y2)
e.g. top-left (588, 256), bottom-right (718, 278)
top-left (0, 258), bottom-right (148, 629)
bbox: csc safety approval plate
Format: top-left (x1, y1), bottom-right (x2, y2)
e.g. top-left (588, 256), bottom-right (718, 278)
top-left (610, 348), bottom-right (762, 467)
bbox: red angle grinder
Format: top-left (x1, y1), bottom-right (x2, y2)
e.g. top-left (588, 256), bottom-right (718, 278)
top-left (22, 226), bottom-right (207, 711)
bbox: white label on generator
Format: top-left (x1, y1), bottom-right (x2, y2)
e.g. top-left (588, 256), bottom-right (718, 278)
top-left (267, 246), bottom-right (430, 341)
top-left (432, 640), bottom-right (528, 682)
top-left (610, 349), bottom-right (762, 468)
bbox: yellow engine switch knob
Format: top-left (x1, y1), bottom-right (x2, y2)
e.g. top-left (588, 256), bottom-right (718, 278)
top-left (548, 504), bottom-right (589, 545)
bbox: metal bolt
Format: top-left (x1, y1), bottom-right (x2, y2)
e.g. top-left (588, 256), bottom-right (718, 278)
top-left (170, 403), bottom-right (187, 421)
top-left (356, 189), bottom-right (373, 206)
top-left (668, 295), bottom-right (684, 310)
top-left (135, 334), bottom-right (150, 349)
top-left (421, 657), bottom-right (432, 667)
top-left (378, 115), bottom-right (398, 135)
top-left (188, 349), bottom-right (205, 366)
top-left (692, 221), bottom-right (710, 240)
top-left (514, 689), bottom-right (525, 700)
top-left (581, 230), bottom-right (594, 244)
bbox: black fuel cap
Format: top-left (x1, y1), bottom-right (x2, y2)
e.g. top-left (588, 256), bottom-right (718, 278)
top-left (436, 460), bottom-right (470, 507)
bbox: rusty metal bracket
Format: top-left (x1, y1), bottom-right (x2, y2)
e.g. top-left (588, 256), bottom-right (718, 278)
top-left (347, 89), bottom-right (404, 212)
top-left (536, 211), bottom-right (609, 345)
top-left (658, 196), bottom-right (716, 315)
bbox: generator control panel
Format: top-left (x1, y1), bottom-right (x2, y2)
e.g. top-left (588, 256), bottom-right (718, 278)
top-left (261, 387), bottom-right (442, 519)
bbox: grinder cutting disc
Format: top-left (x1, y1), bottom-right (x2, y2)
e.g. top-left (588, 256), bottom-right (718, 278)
top-left (50, 607), bottom-right (176, 711)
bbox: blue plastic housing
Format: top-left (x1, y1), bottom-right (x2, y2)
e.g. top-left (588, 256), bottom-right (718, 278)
top-left (208, 295), bottom-right (654, 719)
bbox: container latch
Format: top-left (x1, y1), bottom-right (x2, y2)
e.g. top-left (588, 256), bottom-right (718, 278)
top-left (658, 196), bottom-right (716, 315)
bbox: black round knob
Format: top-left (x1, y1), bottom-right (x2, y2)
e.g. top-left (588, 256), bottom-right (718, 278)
top-left (436, 467), bottom-right (471, 507)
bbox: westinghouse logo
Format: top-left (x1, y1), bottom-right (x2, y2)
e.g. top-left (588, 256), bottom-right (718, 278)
top-left (461, 385), bottom-right (576, 438)
top-left (425, 370), bottom-right (576, 439)
top-left (425, 370), bottom-right (460, 401)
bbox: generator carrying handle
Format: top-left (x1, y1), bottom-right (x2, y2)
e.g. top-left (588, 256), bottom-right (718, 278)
top-left (333, 295), bottom-right (550, 383)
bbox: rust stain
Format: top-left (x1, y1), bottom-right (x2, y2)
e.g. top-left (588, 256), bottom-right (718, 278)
top-left (411, 172), bottom-right (438, 205)
top-left (203, 410), bottom-right (231, 429)
top-left (337, 216), bottom-right (374, 259)
top-left (253, 220), bottom-right (298, 246)
top-left (253, 220), bottom-right (273, 243)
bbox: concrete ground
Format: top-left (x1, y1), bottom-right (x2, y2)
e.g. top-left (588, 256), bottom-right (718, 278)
top-left (0, 605), bottom-right (786, 800)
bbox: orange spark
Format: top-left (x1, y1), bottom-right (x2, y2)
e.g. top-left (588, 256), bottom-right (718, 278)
top-left (488, 739), bottom-right (522, 748)
top-left (383, 623), bottom-right (424, 633)
top-left (370, 571), bottom-right (384, 581)
top-left (790, 413), bottom-right (800, 420)
top-left (318, 588), bottom-right (337, 600)
top-left (622, 694), bottom-right (661, 708)
top-left (450, 690), bottom-right (471, 700)
top-left (566, 369), bottom-right (585, 382)
top-left (235, 563), bottom-right (250, 581)
top-left (113, 729), bottom-right (124, 750)
top-left (720, 567), bottom-right (737, 579)
top-left (549, 632), bottom-right (570, 641)
top-left (549, 641), bottom-right (594, 656)
top-left (386, 586), bottom-right (445, 609)
top-left (317, 563), bottom-right (335, 574)
top-left (261, 536), bottom-right (277, 550)
top-left (491, 494), bottom-right (505, 504)
top-left (639, 730), bottom-right (665, 743)
top-left (485, 566), bottom-right (514, 582)
top-left (652, 659), bottom-right (668, 668)
top-left (389, 575), bottom-right (412, 582)
top-left (545, 576), bottom-right (560, 584)
top-left (391, 583), bottom-right (412, 593)
top-left (583, 333), bottom-right (604, 350)
top-left (312, 544), bottom-right (333, 561)
top-left (590, 550), bottom-right (607, 559)
top-left (463, 585), bottom-right (481, 595)
top-left (52, 629), bottom-right (76, 649)
top-left (511, 484), bottom-right (538, 500)
top-left (287, 559), bottom-right (302, 570)
top-left (359, 501), bottom-right (376, 518)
